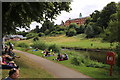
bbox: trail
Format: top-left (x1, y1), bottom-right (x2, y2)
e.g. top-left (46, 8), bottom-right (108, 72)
top-left (13, 50), bottom-right (95, 79)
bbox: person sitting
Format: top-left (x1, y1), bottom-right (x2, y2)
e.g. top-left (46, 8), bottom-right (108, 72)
top-left (1, 52), bottom-right (18, 69)
top-left (7, 49), bottom-right (20, 59)
top-left (63, 53), bottom-right (69, 60)
top-left (32, 48), bottom-right (39, 51)
top-left (4, 68), bottom-right (20, 80)
top-left (4, 45), bottom-right (8, 53)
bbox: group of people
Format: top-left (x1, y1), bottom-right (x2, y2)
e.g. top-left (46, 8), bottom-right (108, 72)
top-left (1, 42), bottom-right (20, 80)
top-left (54, 53), bottom-right (69, 61)
top-left (42, 49), bottom-right (55, 57)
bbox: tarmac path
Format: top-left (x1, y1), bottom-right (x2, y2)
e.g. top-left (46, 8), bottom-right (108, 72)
top-left (13, 49), bottom-right (95, 79)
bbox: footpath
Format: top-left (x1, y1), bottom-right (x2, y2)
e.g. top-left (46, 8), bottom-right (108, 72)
top-left (13, 50), bottom-right (95, 79)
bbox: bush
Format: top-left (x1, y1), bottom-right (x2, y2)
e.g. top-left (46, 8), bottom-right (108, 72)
top-left (17, 42), bottom-right (29, 48)
top-left (38, 33), bottom-right (45, 37)
top-left (48, 44), bottom-right (61, 53)
top-left (66, 28), bottom-right (77, 37)
top-left (71, 56), bottom-right (106, 68)
top-left (26, 33), bottom-right (37, 39)
top-left (31, 40), bottom-right (48, 50)
top-left (33, 37), bottom-right (39, 41)
top-left (71, 57), bottom-right (80, 66)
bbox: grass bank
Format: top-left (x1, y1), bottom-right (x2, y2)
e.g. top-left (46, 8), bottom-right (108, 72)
top-left (2, 52), bottom-right (53, 78)
top-left (16, 34), bottom-right (117, 50)
top-left (15, 47), bottom-right (120, 79)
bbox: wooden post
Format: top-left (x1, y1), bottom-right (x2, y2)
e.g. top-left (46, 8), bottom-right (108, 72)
top-left (110, 65), bottom-right (113, 76)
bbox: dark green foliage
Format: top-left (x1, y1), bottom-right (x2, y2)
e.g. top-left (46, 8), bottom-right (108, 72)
top-left (84, 2), bottom-right (117, 37)
top-left (40, 20), bottom-right (54, 33)
top-left (71, 57), bottom-right (80, 66)
top-left (48, 44), bottom-right (61, 53)
top-left (103, 3), bottom-right (120, 42)
top-left (38, 33), bottom-right (45, 37)
top-left (71, 56), bottom-right (107, 68)
top-left (3, 2), bottom-right (71, 35)
top-left (66, 28), bottom-right (77, 37)
top-left (26, 33), bottom-right (37, 39)
top-left (33, 37), bottom-right (39, 41)
top-left (69, 23), bottom-right (79, 29)
top-left (98, 2), bottom-right (117, 29)
top-left (84, 25), bottom-right (94, 38)
top-left (31, 41), bottom-right (48, 50)
top-left (17, 42), bottom-right (29, 48)
top-left (77, 24), bottom-right (85, 34)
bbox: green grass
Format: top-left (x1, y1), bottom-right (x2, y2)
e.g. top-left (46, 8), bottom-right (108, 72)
top-left (14, 47), bottom-right (120, 79)
top-left (2, 52), bottom-right (53, 78)
top-left (16, 34), bottom-right (117, 49)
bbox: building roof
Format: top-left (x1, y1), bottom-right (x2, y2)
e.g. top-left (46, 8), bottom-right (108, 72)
top-left (10, 35), bottom-right (27, 39)
top-left (66, 16), bottom-right (89, 21)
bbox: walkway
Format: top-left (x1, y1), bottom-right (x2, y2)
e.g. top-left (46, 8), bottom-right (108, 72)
top-left (13, 50), bottom-right (95, 79)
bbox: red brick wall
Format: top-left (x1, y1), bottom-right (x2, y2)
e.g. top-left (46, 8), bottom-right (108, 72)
top-left (64, 17), bottom-right (87, 27)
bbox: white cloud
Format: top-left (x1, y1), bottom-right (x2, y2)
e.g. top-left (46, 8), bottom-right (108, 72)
top-left (54, 0), bottom-right (120, 25)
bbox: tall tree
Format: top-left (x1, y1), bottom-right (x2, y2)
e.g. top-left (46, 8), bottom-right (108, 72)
top-left (2, 2), bottom-right (71, 35)
top-left (106, 2), bottom-right (120, 42)
top-left (98, 2), bottom-right (117, 29)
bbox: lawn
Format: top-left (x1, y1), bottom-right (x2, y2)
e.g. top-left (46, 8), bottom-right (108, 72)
top-left (14, 47), bottom-right (120, 79)
top-left (16, 34), bottom-right (117, 49)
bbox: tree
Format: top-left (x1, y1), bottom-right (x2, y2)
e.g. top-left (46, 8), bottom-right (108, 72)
top-left (105, 3), bottom-right (120, 42)
top-left (66, 28), bottom-right (77, 37)
top-left (40, 20), bottom-right (54, 33)
top-left (84, 24), bottom-right (94, 38)
top-left (98, 2), bottom-right (117, 29)
top-left (2, 2), bottom-right (71, 35)
top-left (77, 24), bottom-right (85, 34)
top-left (104, 2), bottom-right (120, 67)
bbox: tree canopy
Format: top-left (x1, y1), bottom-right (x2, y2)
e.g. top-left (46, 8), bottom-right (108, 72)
top-left (2, 2), bottom-right (71, 35)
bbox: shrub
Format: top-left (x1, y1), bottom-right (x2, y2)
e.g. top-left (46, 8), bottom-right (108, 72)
top-left (17, 42), bottom-right (29, 48)
top-left (66, 28), bottom-right (77, 37)
top-left (38, 33), bottom-right (45, 37)
top-left (33, 37), bottom-right (39, 41)
top-left (31, 40), bottom-right (48, 50)
top-left (48, 44), bottom-right (61, 53)
top-left (26, 33), bottom-right (37, 39)
top-left (71, 57), bottom-right (80, 66)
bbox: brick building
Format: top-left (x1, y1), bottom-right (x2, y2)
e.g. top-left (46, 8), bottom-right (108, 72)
top-left (64, 16), bottom-right (88, 27)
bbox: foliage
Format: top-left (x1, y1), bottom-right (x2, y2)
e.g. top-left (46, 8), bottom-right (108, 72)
top-left (3, 2), bottom-right (71, 35)
top-left (84, 2), bottom-right (117, 37)
top-left (66, 28), bottom-right (77, 37)
top-left (84, 24), bottom-right (94, 38)
top-left (17, 42), bottom-right (29, 48)
top-left (31, 40), bottom-right (48, 50)
top-left (16, 31), bottom-right (28, 37)
top-left (69, 23), bottom-right (79, 29)
top-left (38, 32), bottom-right (45, 37)
top-left (71, 56), bottom-right (107, 68)
top-left (115, 43), bottom-right (120, 67)
top-left (33, 37), bottom-right (39, 41)
top-left (76, 24), bottom-right (85, 34)
top-left (48, 44), bottom-right (61, 53)
top-left (26, 33), bottom-right (37, 39)
top-left (40, 20), bottom-right (54, 33)
top-left (103, 3), bottom-right (120, 42)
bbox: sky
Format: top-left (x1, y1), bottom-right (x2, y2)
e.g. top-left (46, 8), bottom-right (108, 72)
top-left (21, 0), bottom-right (120, 31)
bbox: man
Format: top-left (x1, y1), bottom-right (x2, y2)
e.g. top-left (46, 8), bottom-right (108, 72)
top-left (4, 68), bottom-right (20, 80)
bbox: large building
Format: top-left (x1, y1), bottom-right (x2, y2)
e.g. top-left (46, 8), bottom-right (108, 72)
top-left (64, 16), bottom-right (88, 27)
